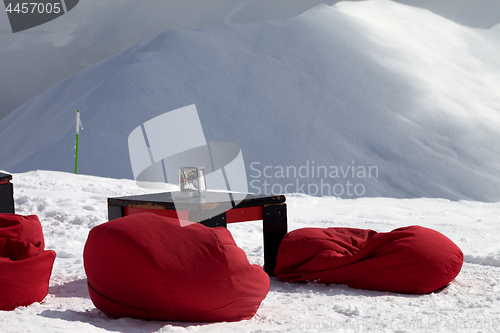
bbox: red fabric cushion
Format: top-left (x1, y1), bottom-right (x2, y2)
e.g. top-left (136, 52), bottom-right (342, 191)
top-left (274, 226), bottom-right (463, 294)
top-left (0, 213), bottom-right (46, 248)
top-left (83, 213), bottom-right (269, 321)
top-left (0, 214), bottom-right (56, 310)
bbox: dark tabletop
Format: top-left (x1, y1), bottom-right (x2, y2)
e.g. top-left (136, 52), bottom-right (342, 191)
top-left (108, 191), bottom-right (285, 211)
top-left (0, 173), bottom-right (12, 182)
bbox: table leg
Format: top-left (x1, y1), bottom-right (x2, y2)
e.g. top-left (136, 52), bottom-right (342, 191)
top-left (0, 182), bottom-right (15, 214)
top-left (263, 203), bottom-right (287, 276)
top-left (108, 204), bottom-right (124, 221)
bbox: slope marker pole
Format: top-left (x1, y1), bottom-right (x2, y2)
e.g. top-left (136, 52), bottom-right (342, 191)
top-left (75, 110), bottom-right (83, 174)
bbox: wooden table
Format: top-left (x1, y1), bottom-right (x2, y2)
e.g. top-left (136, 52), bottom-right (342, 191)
top-left (108, 191), bottom-right (287, 276)
top-left (0, 172), bottom-right (14, 214)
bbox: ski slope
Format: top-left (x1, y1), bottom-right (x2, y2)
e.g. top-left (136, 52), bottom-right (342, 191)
top-left (1, 1), bottom-right (499, 332)
top-left (0, 0), bottom-right (499, 201)
top-left (1, 0), bottom-right (500, 120)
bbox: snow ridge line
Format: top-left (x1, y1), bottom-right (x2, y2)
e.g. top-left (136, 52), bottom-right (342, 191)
top-left (464, 254), bottom-right (500, 267)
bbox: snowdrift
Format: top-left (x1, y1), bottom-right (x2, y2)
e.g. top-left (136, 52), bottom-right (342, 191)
top-left (0, 0), bottom-right (345, 120)
top-left (2, 0), bottom-right (499, 121)
top-left (1, 170), bottom-right (499, 332)
top-left (1, 0), bottom-right (499, 201)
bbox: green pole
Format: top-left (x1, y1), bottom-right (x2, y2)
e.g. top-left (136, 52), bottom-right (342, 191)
top-left (75, 133), bottom-right (79, 174)
top-left (75, 110), bottom-right (82, 174)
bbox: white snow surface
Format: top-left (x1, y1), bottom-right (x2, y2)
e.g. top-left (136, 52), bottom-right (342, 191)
top-left (1, 0), bottom-right (500, 201)
top-left (1, 0), bottom-right (499, 121)
top-left (1, 170), bottom-right (499, 332)
top-left (0, 0), bottom-right (341, 119)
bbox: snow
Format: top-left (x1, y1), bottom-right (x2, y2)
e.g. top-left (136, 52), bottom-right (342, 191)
top-left (0, 0), bottom-right (342, 120)
top-left (2, 0), bottom-right (498, 122)
top-left (1, 0), bottom-right (500, 201)
top-left (397, 0), bottom-right (500, 29)
top-left (1, 1), bottom-right (500, 330)
top-left (1, 170), bottom-right (499, 332)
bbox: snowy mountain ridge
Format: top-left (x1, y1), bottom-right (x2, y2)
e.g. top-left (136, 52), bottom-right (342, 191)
top-left (1, 0), bottom-right (499, 202)
top-left (1, 0), bottom-right (500, 121)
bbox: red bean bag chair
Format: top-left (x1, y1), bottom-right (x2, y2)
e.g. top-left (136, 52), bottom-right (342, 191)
top-left (0, 214), bottom-right (56, 310)
top-left (83, 212), bottom-right (270, 321)
top-left (274, 226), bottom-right (463, 294)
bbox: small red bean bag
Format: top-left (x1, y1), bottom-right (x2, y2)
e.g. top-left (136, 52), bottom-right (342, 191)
top-left (83, 212), bottom-right (270, 321)
top-left (274, 226), bottom-right (463, 294)
top-left (0, 214), bottom-right (56, 310)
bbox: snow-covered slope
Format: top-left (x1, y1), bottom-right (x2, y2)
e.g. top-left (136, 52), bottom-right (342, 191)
top-left (0, 0), bottom-right (345, 120)
top-left (398, 0), bottom-right (500, 29)
top-left (1, 0), bottom-right (499, 201)
top-left (1, 0), bottom-right (500, 121)
top-left (1, 170), bottom-right (499, 332)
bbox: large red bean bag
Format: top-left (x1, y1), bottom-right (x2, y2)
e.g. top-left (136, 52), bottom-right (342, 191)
top-left (0, 214), bottom-right (56, 310)
top-left (83, 212), bottom-right (270, 321)
top-left (274, 226), bottom-right (463, 294)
